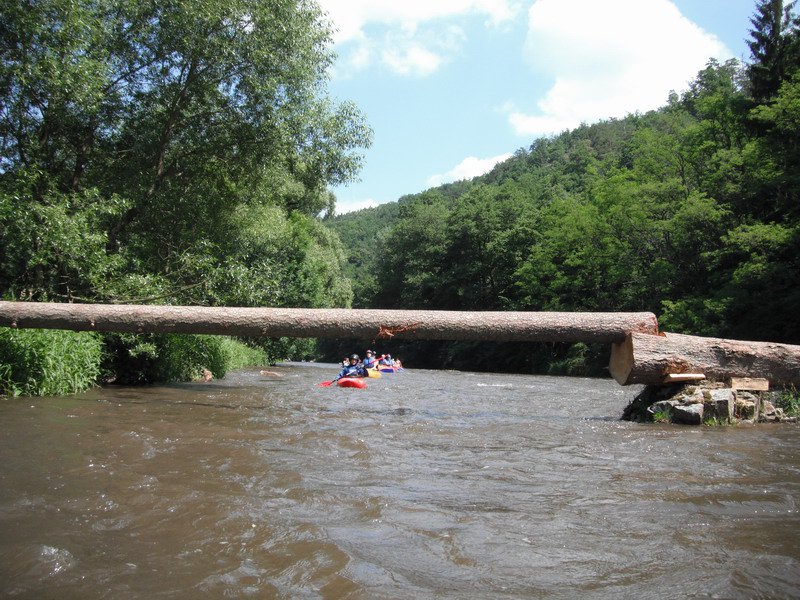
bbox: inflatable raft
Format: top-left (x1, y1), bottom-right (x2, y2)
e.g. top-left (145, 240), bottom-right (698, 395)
top-left (337, 377), bottom-right (367, 389)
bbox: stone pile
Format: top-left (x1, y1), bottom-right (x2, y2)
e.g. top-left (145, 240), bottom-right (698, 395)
top-left (621, 380), bottom-right (796, 425)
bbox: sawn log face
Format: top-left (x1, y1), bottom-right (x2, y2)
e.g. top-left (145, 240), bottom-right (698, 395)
top-left (0, 301), bottom-right (659, 343)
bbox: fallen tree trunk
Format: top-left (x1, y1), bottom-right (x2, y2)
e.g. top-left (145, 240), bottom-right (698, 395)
top-left (0, 301), bottom-right (658, 343)
top-left (610, 331), bottom-right (800, 387)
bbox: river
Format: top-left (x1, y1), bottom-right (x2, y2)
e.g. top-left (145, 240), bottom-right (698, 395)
top-left (0, 363), bottom-right (798, 599)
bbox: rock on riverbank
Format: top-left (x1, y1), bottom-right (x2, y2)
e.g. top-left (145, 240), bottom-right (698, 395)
top-left (621, 381), bottom-right (797, 425)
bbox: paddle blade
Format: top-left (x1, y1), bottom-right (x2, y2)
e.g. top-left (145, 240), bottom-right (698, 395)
top-left (317, 380), bottom-right (334, 387)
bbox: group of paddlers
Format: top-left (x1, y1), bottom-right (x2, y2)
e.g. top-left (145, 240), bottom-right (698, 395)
top-left (335, 349), bottom-right (401, 381)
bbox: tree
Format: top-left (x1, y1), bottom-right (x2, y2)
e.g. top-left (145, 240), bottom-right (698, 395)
top-left (746, 71), bottom-right (800, 219)
top-left (747, 0), bottom-right (800, 102)
top-left (373, 191), bottom-right (450, 309)
top-left (0, 0), bottom-right (371, 306)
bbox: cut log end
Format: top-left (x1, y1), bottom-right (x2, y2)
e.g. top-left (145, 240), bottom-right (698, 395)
top-left (609, 336), bottom-right (634, 386)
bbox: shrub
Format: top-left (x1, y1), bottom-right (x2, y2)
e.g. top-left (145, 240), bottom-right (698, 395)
top-left (219, 338), bottom-right (270, 371)
top-left (102, 333), bottom-right (228, 384)
top-left (0, 329), bottom-right (276, 395)
top-left (0, 328), bottom-right (102, 397)
top-left (547, 342), bottom-right (598, 376)
top-left (775, 386), bottom-right (799, 417)
top-left (101, 333), bottom-right (272, 384)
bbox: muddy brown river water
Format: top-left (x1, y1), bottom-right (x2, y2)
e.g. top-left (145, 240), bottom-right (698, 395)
top-left (0, 363), bottom-right (798, 599)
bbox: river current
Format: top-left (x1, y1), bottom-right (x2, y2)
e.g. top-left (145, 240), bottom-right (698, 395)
top-left (0, 363), bottom-right (798, 599)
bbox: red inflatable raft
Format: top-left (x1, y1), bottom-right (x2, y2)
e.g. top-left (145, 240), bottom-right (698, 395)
top-left (337, 377), bottom-right (367, 389)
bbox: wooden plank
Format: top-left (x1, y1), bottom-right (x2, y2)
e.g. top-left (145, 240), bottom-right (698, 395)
top-left (729, 377), bottom-right (769, 391)
top-left (662, 373), bottom-right (705, 383)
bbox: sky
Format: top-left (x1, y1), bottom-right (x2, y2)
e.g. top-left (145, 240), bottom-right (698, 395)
top-left (319, 0), bottom-right (759, 214)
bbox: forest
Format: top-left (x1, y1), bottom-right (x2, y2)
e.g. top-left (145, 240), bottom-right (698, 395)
top-left (1, 0), bottom-right (799, 393)
top-left (0, 0), bottom-right (371, 393)
top-left (326, 0), bottom-right (800, 374)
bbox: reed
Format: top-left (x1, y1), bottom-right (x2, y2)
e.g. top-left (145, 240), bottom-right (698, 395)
top-left (0, 328), bottom-right (102, 397)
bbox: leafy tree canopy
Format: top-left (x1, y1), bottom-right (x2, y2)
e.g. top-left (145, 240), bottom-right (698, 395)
top-left (0, 0), bottom-right (372, 308)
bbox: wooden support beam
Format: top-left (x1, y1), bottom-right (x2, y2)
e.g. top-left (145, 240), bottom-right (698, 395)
top-left (662, 373), bottom-right (705, 383)
top-left (610, 331), bottom-right (800, 387)
top-left (0, 301), bottom-right (659, 344)
top-left (729, 377), bottom-right (769, 391)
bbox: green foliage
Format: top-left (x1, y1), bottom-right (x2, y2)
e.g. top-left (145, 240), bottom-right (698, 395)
top-left (6, 0), bottom-right (800, 384)
top-left (652, 410), bottom-right (671, 424)
top-left (747, 0), bottom-right (800, 102)
top-left (0, 330), bottom-right (275, 395)
top-left (218, 338), bottom-right (269, 371)
top-left (1, 0), bottom-right (369, 388)
top-left (0, 328), bottom-right (102, 396)
top-left (325, 202), bottom-right (399, 306)
top-left (1, 0), bottom-right (370, 305)
top-left (101, 333), bottom-right (269, 384)
top-left (155, 335), bottom-right (230, 382)
top-left (327, 31), bottom-right (800, 374)
top-left (775, 385), bottom-right (800, 416)
top-left (546, 343), bottom-right (594, 376)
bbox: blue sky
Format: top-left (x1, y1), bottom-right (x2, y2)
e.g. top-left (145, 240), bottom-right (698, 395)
top-left (319, 0), bottom-right (758, 214)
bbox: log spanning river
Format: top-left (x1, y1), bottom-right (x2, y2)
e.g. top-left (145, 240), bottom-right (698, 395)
top-left (1, 364), bottom-right (798, 599)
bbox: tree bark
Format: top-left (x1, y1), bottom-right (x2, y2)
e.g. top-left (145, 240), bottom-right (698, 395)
top-left (610, 331), bottom-right (800, 387)
top-left (0, 301), bottom-right (658, 343)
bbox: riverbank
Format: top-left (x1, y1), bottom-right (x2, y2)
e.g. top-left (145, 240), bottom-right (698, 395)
top-left (0, 327), bottom-right (274, 397)
top-left (622, 379), bottom-right (799, 425)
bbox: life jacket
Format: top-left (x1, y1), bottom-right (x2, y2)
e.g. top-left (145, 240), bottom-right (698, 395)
top-left (363, 356), bottom-right (377, 368)
top-left (339, 364), bottom-right (361, 378)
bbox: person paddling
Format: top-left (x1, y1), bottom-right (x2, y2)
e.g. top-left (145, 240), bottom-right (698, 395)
top-left (363, 349), bottom-right (378, 369)
top-left (335, 354), bottom-right (367, 381)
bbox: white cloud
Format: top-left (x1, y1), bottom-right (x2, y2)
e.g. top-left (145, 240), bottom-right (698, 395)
top-left (335, 197), bottom-right (381, 214)
top-left (381, 44), bottom-right (443, 77)
top-left (427, 153), bottom-right (513, 187)
top-left (319, 0), bottom-right (520, 77)
top-left (508, 0), bottom-right (730, 136)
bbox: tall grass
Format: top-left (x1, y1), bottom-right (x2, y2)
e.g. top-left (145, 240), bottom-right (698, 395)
top-left (0, 328), bottom-right (102, 397)
top-left (219, 338), bottom-right (270, 371)
top-left (776, 385), bottom-right (800, 417)
top-left (101, 333), bottom-right (272, 385)
top-left (1, 329), bottom-right (274, 397)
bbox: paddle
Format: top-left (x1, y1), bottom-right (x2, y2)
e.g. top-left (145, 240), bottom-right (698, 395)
top-left (317, 380), bottom-right (335, 387)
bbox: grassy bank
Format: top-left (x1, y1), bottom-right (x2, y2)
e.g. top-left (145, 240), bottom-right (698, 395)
top-left (0, 328), bottom-right (102, 397)
top-left (0, 328), bottom-right (274, 397)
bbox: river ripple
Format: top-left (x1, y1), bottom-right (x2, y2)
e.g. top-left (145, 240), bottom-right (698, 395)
top-left (0, 363), bottom-right (798, 599)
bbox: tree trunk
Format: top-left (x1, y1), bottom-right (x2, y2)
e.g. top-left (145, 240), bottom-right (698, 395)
top-left (609, 331), bottom-right (800, 387)
top-left (0, 301), bottom-right (658, 343)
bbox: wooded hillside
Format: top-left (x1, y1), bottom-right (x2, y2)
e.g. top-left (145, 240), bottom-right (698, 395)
top-left (326, 0), bottom-right (800, 374)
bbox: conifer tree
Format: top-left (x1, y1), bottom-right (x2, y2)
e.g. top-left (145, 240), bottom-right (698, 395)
top-left (747, 0), bottom-right (800, 102)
